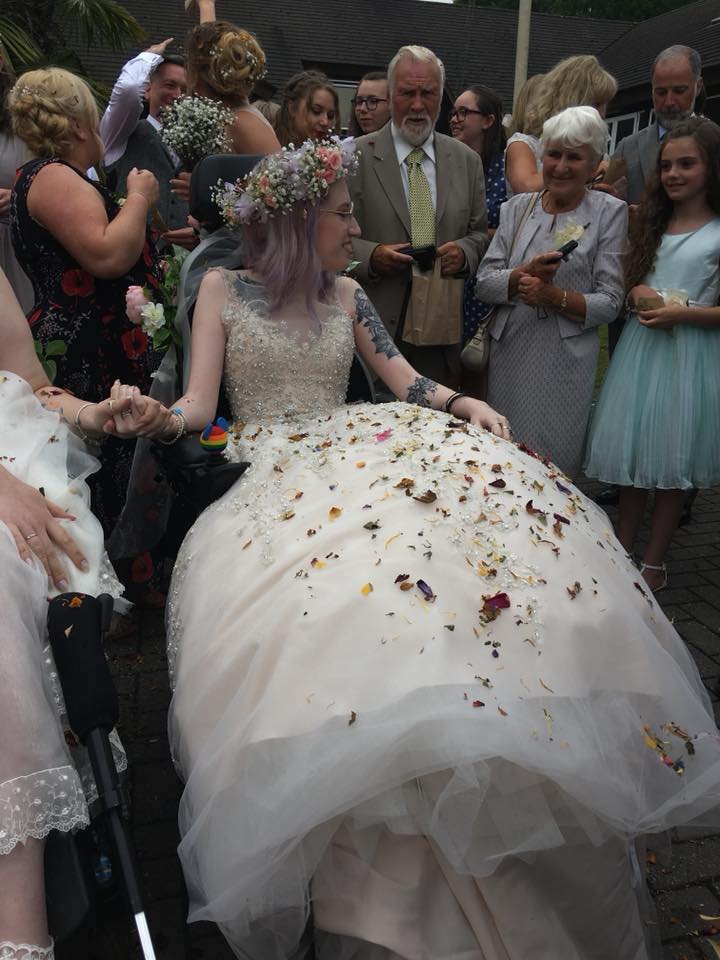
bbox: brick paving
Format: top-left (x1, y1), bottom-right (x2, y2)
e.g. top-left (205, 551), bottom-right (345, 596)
top-left (58, 486), bottom-right (720, 960)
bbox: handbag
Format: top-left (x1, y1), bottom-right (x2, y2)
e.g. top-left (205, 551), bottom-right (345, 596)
top-left (461, 192), bottom-right (540, 373)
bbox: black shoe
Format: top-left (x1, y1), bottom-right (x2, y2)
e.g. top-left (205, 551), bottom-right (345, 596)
top-left (595, 485), bottom-right (620, 507)
top-left (679, 503), bottom-right (693, 527)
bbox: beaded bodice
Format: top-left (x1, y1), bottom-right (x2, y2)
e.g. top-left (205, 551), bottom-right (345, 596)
top-left (218, 270), bottom-right (355, 424)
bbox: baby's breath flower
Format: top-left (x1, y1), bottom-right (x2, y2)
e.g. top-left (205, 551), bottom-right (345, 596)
top-left (160, 95), bottom-right (233, 171)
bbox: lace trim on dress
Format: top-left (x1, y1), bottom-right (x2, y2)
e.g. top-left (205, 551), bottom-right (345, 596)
top-left (0, 941), bottom-right (54, 960)
top-left (0, 768), bottom-right (88, 856)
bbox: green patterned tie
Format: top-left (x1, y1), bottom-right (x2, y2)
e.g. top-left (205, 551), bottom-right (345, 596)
top-left (404, 147), bottom-right (436, 247)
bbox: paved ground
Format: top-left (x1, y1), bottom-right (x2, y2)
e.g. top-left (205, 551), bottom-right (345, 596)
top-left (57, 484), bottom-right (720, 960)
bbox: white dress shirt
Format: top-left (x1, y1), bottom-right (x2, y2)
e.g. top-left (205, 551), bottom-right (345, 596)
top-left (391, 122), bottom-right (437, 209)
top-left (100, 51), bottom-right (162, 167)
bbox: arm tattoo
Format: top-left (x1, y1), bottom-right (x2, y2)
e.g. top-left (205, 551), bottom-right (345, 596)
top-left (354, 287), bottom-right (400, 359)
top-left (406, 375), bottom-right (439, 408)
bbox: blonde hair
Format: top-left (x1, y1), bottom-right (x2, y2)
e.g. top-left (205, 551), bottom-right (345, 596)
top-left (525, 55), bottom-right (617, 138)
top-left (186, 21), bottom-right (266, 100)
top-left (9, 67), bottom-right (99, 158)
top-left (507, 73), bottom-right (544, 137)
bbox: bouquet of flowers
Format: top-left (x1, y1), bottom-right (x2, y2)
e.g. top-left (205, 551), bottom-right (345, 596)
top-left (125, 245), bottom-right (190, 350)
top-left (160, 94), bottom-right (233, 170)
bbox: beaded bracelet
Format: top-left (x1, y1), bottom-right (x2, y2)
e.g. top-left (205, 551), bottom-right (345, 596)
top-left (157, 408), bottom-right (188, 445)
top-left (444, 392), bottom-right (468, 415)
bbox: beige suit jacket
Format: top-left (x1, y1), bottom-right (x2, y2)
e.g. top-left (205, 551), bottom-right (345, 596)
top-left (348, 124), bottom-right (488, 341)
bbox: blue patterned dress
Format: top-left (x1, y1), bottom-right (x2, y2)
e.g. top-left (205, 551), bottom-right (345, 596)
top-left (463, 152), bottom-right (506, 343)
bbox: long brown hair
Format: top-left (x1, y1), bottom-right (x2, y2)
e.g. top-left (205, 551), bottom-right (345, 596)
top-left (274, 71), bottom-right (339, 146)
top-left (466, 84), bottom-right (505, 170)
top-left (625, 118), bottom-right (720, 290)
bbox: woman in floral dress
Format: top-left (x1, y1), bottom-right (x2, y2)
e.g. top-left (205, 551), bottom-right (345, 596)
top-left (9, 68), bottom-right (164, 593)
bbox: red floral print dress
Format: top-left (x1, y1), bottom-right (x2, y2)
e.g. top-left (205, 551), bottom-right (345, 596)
top-left (10, 157), bottom-right (164, 591)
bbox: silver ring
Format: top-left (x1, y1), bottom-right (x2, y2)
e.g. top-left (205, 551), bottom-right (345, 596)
top-left (108, 398), bottom-right (115, 411)
top-left (25, 532), bottom-right (38, 541)
top-left (121, 410), bottom-right (131, 418)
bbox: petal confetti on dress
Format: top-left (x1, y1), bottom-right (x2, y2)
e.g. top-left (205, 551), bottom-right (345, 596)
top-left (566, 581), bottom-right (582, 599)
top-left (361, 582), bottom-right (374, 596)
top-left (375, 428), bottom-right (393, 442)
top-left (328, 506), bottom-right (343, 520)
top-left (413, 490), bottom-right (437, 504)
top-left (349, 710), bottom-right (358, 726)
top-left (481, 592), bottom-right (511, 621)
top-left (416, 579), bottom-right (436, 602)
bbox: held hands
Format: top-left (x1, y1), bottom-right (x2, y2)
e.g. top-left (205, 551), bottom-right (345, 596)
top-left (452, 397), bottom-right (512, 440)
top-left (126, 167), bottom-right (160, 208)
top-left (370, 243), bottom-right (414, 275)
top-left (103, 381), bottom-right (176, 439)
top-left (437, 241), bottom-right (466, 276)
top-left (0, 467), bottom-right (89, 590)
top-left (162, 224), bottom-right (199, 251)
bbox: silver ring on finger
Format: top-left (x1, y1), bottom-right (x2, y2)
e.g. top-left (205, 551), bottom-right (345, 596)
top-left (25, 532), bottom-right (38, 541)
top-left (121, 410), bottom-right (131, 418)
top-left (108, 398), bottom-right (115, 411)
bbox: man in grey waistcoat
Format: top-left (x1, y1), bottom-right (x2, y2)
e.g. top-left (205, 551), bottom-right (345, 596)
top-left (597, 44), bottom-right (703, 511)
top-left (613, 44), bottom-right (703, 207)
top-left (99, 39), bottom-right (194, 247)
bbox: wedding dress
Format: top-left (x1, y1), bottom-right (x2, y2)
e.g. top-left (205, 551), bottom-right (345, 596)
top-left (167, 271), bottom-right (720, 959)
top-left (0, 373), bottom-right (124, 859)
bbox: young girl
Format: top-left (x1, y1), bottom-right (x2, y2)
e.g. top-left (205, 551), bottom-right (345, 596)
top-left (585, 117), bottom-right (720, 592)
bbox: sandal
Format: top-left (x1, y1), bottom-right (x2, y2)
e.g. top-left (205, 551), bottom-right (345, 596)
top-left (640, 562), bottom-right (668, 594)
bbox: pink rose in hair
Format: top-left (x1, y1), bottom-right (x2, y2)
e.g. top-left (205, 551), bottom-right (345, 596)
top-left (126, 285), bottom-right (150, 325)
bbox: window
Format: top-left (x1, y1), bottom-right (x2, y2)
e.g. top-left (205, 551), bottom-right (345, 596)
top-left (606, 112), bottom-right (641, 153)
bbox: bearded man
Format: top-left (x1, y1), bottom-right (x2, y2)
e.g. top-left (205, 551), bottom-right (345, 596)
top-left (349, 45), bottom-right (488, 387)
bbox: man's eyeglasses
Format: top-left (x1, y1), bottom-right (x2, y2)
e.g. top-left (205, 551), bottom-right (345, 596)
top-left (351, 96), bottom-right (388, 111)
top-left (320, 201), bottom-right (355, 222)
top-left (449, 107), bottom-right (486, 122)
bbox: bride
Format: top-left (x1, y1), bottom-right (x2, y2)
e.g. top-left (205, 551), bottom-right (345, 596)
top-left (113, 138), bottom-right (720, 960)
top-left (0, 269), bottom-right (128, 960)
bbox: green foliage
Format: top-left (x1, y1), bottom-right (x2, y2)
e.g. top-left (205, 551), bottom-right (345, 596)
top-left (34, 339), bottom-right (68, 383)
top-left (0, 0), bottom-right (144, 103)
top-left (453, 0), bottom-right (697, 18)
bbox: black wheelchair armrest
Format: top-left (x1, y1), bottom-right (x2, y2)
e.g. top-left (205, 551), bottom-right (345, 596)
top-left (151, 434), bottom-right (250, 515)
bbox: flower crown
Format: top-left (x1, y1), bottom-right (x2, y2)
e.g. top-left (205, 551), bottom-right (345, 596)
top-left (214, 136), bottom-right (358, 226)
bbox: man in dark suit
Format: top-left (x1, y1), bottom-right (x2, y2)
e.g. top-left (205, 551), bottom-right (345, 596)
top-left (613, 44), bottom-right (703, 206)
top-left (349, 45), bottom-right (488, 387)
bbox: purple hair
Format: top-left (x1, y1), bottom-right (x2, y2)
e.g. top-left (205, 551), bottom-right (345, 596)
top-left (241, 204), bottom-right (336, 315)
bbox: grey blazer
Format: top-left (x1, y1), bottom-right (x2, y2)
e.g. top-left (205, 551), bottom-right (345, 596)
top-left (612, 123), bottom-right (661, 205)
top-left (349, 124), bottom-right (488, 340)
top-left (475, 190), bottom-right (628, 340)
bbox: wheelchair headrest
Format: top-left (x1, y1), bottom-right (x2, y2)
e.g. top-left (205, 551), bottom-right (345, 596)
top-left (190, 154), bottom-right (264, 228)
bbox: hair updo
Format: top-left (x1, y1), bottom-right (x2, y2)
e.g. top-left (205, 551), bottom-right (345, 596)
top-left (186, 21), bottom-right (266, 100)
top-left (9, 67), bottom-right (99, 158)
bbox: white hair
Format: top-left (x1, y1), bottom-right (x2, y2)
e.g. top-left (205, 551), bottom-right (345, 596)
top-left (540, 105), bottom-right (608, 162)
top-left (387, 45), bottom-right (445, 92)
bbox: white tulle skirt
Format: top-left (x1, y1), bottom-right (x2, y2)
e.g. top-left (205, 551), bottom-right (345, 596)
top-left (166, 401), bottom-right (720, 959)
top-left (0, 373), bottom-right (124, 855)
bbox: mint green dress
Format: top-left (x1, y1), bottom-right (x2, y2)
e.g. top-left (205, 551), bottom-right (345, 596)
top-left (585, 219), bottom-right (720, 489)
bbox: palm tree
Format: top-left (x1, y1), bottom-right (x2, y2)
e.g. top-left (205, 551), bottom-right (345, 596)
top-left (0, 0), bottom-right (145, 98)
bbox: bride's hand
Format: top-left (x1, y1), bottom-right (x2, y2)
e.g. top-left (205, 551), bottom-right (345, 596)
top-left (0, 466), bottom-right (89, 590)
top-left (453, 397), bottom-right (512, 440)
top-left (104, 382), bottom-right (176, 439)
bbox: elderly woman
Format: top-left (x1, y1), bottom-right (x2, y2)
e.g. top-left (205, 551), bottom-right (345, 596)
top-left (476, 106), bottom-right (627, 477)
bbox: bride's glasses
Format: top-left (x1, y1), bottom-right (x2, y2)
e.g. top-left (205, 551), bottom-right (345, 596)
top-left (320, 202), bottom-right (355, 222)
